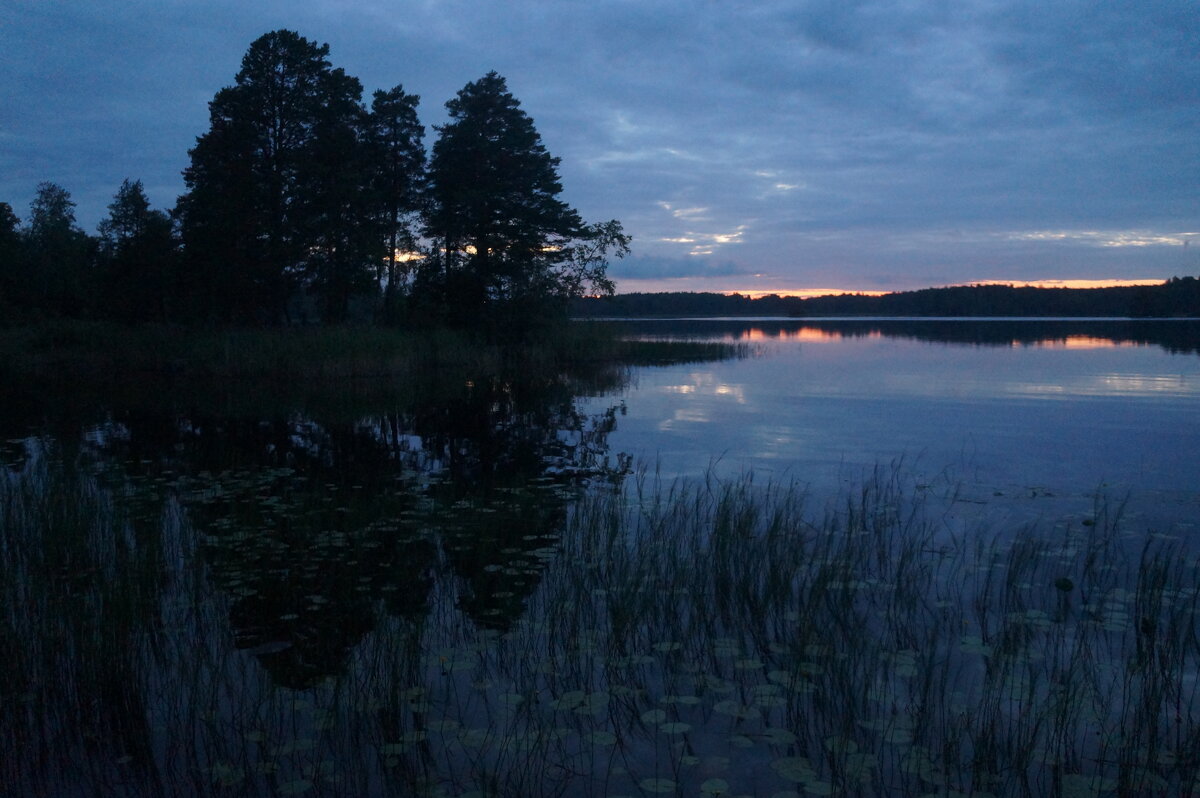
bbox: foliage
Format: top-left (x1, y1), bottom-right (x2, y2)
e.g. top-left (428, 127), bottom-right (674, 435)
top-left (0, 201), bottom-right (24, 317)
top-left (98, 179), bottom-right (178, 322)
top-left (298, 67), bottom-right (379, 323)
top-left (365, 85), bottom-right (426, 320)
top-left (23, 183), bottom-right (96, 318)
top-left (0, 319), bottom-right (741, 384)
top-left (178, 31), bottom-right (377, 323)
top-left (419, 71), bottom-right (625, 335)
top-left (575, 279), bottom-right (1200, 319)
top-left (5, 30), bottom-right (625, 331)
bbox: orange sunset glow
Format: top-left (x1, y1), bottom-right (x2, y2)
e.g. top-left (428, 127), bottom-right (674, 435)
top-left (964, 278), bottom-right (1165, 290)
top-left (738, 326), bottom-right (882, 342)
top-left (727, 278), bottom-right (1165, 298)
top-left (1033, 335), bottom-right (1142, 350)
top-left (614, 278), bottom-right (1169, 298)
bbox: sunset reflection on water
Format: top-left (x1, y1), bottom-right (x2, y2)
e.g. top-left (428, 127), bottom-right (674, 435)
top-left (621, 319), bottom-right (1199, 355)
top-left (1033, 335), bottom-right (1142, 349)
top-left (735, 327), bottom-right (1146, 348)
top-left (590, 318), bottom-right (1200, 498)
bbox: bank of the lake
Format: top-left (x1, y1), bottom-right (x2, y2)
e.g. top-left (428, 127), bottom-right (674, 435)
top-left (0, 320), bottom-right (742, 381)
top-left (2, 317), bottom-right (1198, 796)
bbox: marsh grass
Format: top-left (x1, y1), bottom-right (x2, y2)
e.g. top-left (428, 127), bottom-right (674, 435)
top-left (3, 456), bottom-right (1199, 796)
top-left (0, 320), bottom-right (744, 382)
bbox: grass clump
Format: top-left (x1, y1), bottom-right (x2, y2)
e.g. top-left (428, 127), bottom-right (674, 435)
top-left (2, 456), bottom-right (1198, 796)
top-left (0, 320), bottom-right (744, 382)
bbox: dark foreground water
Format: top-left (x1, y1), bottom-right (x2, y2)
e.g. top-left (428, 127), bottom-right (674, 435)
top-left (2, 319), bottom-right (1199, 797)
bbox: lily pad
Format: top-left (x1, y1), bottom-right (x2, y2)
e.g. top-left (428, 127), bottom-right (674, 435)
top-left (824, 736), bottom-right (859, 754)
top-left (639, 778), bottom-right (677, 793)
top-left (587, 730), bottom-right (618, 746)
top-left (762, 727), bottom-right (798, 745)
top-left (714, 700), bottom-right (761, 720)
top-left (659, 722), bottom-right (692, 734)
top-left (771, 757), bottom-right (815, 783)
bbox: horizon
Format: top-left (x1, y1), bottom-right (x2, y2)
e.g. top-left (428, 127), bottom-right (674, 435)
top-left (603, 277), bottom-right (1172, 299)
top-left (3, 2), bottom-right (1197, 294)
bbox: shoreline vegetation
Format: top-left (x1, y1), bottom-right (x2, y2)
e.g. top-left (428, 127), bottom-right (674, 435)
top-left (572, 278), bottom-right (1200, 319)
top-left (2, 315), bottom-right (1194, 392)
top-left (0, 321), bottom-right (743, 383)
top-left (3, 456), bottom-right (1197, 796)
top-left (2, 24), bottom-right (1197, 798)
top-left (1, 32), bottom-right (628, 337)
top-left (3, 29), bottom-right (1193, 341)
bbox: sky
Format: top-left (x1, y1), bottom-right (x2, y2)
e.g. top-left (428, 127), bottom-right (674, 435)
top-left (2, 0), bottom-right (1197, 296)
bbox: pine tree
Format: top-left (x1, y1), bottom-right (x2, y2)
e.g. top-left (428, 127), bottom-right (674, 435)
top-left (25, 182), bottom-right (95, 317)
top-left (179, 30), bottom-right (371, 323)
top-left (366, 85), bottom-right (425, 318)
top-left (0, 202), bottom-right (24, 315)
top-left (98, 179), bottom-right (177, 322)
top-left (421, 72), bottom-right (624, 334)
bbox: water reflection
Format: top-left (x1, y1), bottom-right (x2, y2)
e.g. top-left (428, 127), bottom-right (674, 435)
top-left (583, 319), bottom-right (1200, 500)
top-left (616, 318), bottom-right (1200, 354)
top-left (1006, 373), bottom-right (1194, 399)
top-left (4, 326), bottom-right (1200, 796)
top-left (3, 367), bottom-right (631, 689)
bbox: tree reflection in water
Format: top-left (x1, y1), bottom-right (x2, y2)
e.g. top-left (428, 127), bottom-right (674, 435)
top-left (9, 363), bottom-right (630, 690)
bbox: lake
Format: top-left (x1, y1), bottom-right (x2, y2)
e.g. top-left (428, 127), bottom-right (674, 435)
top-left (3, 318), bottom-right (1200, 797)
top-left (584, 318), bottom-right (1200, 533)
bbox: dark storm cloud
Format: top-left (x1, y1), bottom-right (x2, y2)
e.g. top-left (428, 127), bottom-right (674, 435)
top-left (1, 0), bottom-right (1195, 291)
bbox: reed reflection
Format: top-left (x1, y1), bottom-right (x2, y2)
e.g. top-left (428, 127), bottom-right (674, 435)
top-left (4, 367), bottom-right (631, 689)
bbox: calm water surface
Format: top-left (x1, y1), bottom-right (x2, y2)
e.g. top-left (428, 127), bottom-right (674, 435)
top-left (588, 319), bottom-right (1200, 528)
top-left (4, 319), bottom-right (1200, 797)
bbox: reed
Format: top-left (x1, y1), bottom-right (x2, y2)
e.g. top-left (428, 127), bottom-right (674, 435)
top-left (2, 456), bottom-right (1198, 796)
top-left (0, 320), bottom-right (744, 382)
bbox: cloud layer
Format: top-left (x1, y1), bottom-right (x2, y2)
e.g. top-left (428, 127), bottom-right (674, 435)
top-left (2, 0), bottom-right (1197, 292)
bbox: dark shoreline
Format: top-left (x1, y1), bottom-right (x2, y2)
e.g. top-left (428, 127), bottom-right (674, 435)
top-left (573, 279), bottom-right (1200, 319)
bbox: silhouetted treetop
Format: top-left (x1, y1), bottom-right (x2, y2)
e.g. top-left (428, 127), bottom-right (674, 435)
top-left (420, 72), bottom-right (625, 334)
top-left (179, 30), bottom-right (379, 323)
top-left (366, 84), bottom-right (426, 316)
top-left (8, 32), bottom-right (627, 330)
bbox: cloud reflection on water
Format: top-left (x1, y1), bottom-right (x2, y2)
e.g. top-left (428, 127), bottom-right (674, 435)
top-left (589, 319), bottom-right (1200, 498)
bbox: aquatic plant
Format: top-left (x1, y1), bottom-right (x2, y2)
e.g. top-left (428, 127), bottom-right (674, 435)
top-left (2, 455), bottom-right (1198, 796)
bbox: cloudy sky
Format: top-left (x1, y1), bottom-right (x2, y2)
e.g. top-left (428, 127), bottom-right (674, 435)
top-left (2, 0), bottom-right (1197, 295)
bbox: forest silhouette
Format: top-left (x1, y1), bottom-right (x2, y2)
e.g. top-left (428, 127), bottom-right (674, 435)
top-left (0, 30), bottom-right (625, 337)
top-left (1, 30), bottom-right (1195, 333)
top-left (574, 279), bottom-right (1200, 319)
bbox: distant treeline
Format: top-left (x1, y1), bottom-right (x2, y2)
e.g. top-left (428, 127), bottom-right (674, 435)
top-left (573, 279), bottom-right (1200, 318)
top-left (0, 31), bottom-right (624, 337)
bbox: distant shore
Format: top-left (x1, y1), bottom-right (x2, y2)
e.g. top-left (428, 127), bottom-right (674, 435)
top-left (573, 277), bottom-right (1200, 318)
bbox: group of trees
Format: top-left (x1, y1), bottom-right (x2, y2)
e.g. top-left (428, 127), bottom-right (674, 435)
top-left (574, 279), bottom-right (1200, 318)
top-left (0, 181), bottom-right (179, 323)
top-left (0, 30), bottom-right (626, 334)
